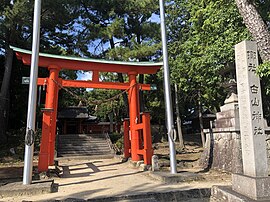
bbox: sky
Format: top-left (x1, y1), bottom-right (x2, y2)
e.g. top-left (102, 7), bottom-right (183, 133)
top-left (77, 13), bottom-right (160, 81)
top-left (77, 71), bottom-right (93, 81)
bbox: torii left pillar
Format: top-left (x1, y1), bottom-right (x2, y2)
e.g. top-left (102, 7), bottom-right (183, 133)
top-left (38, 65), bottom-right (60, 172)
top-left (128, 71), bottom-right (142, 162)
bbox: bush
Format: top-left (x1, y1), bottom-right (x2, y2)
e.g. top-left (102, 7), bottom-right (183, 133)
top-left (0, 127), bottom-right (42, 160)
top-left (109, 132), bottom-right (122, 144)
top-left (109, 132), bottom-right (124, 154)
top-left (115, 136), bottom-right (124, 152)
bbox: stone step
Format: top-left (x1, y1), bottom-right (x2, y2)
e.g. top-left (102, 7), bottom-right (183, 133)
top-left (58, 134), bottom-right (106, 138)
top-left (59, 137), bottom-right (107, 141)
top-left (58, 146), bottom-right (111, 150)
top-left (58, 147), bottom-right (111, 152)
top-left (59, 139), bottom-right (107, 143)
top-left (59, 140), bottom-right (107, 144)
top-left (58, 148), bottom-right (113, 152)
top-left (57, 153), bottom-right (115, 158)
top-left (58, 146), bottom-right (110, 150)
top-left (58, 150), bottom-right (112, 154)
top-left (58, 150), bottom-right (111, 154)
top-left (57, 133), bottom-right (114, 158)
top-left (58, 148), bottom-right (113, 153)
top-left (59, 139), bottom-right (107, 142)
top-left (86, 188), bottom-right (211, 202)
top-left (59, 138), bottom-right (106, 141)
top-left (58, 142), bottom-right (109, 147)
top-left (58, 144), bottom-right (111, 148)
top-left (58, 151), bottom-right (114, 156)
top-left (58, 145), bottom-right (110, 149)
top-left (117, 198), bottom-right (158, 202)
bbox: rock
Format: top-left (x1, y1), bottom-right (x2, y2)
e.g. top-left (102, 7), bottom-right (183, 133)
top-left (151, 155), bottom-right (160, 171)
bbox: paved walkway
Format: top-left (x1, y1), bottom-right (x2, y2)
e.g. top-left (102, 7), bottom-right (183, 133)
top-left (1, 158), bottom-right (231, 201)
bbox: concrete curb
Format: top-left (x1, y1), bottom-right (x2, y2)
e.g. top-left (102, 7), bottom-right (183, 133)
top-left (0, 179), bottom-right (56, 198)
top-left (211, 186), bottom-right (270, 202)
top-left (148, 171), bottom-right (205, 183)
top-left (53, 188), bottom-right (211, 202)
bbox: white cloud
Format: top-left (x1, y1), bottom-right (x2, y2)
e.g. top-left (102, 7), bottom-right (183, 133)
top-left (77, 71), bottom-right (93, 81)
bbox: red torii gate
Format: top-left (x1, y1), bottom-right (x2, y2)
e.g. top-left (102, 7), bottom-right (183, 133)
top-left (12, 47), bottom-right (162, 172)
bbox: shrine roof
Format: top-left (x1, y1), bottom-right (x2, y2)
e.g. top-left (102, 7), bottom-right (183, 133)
top-left (58, 106), bottom-right (97, 120)
top-left (11, 46), bottom-right (162, 74)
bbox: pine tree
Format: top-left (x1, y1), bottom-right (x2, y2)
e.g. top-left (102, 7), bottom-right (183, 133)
top-left (0, 0), bottom-right (80, 144)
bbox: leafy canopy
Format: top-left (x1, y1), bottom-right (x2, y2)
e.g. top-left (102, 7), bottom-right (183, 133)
top-left (167, 0), bottom-right (249, 111)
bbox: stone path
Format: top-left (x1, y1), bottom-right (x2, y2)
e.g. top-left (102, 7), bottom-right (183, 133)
top-left (1, 158), bottom-right (232, 202)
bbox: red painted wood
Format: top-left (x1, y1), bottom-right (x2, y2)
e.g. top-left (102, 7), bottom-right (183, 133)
top-left (16, 52), bottom-right (161, 74)
top-left (123, 119), bottom-right (131, 158)
top-left (38, 66), bottom-right (60, 172)
top-left (37, 78), bottom-right (152, 91)
top-left (14, 49), bottom-right (160, 171)
top-left (128, 72), bottom-right (142, 161)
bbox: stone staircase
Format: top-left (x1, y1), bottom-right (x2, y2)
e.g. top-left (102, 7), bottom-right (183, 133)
top-left (57, 133), bottom-right (115, 158)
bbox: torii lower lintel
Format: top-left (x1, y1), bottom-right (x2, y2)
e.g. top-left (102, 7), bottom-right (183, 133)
top-left (37, 78), bottom-right (154, 91)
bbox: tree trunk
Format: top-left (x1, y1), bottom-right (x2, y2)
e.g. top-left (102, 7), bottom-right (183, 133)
top-left (235, 0), bottom-right (270, 62)
top-left (198, 91), bottom-right (205, 147)
top-left (0, 47), bottom-right (13, 144)
top-left (174, 84), bottom-right (184, 149)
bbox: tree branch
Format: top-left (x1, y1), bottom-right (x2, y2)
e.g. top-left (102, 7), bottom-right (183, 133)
top-left (235, 0), bottom-right (270, 62)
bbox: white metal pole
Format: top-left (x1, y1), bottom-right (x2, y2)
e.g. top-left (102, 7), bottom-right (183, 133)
top-left (159, 0), bottom-right (177, 174)
top-left (23, 0), bottom-right (42, 185)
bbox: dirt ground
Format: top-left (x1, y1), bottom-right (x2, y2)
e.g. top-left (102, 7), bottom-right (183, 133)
top-left (0, 140), bottom-right (232, 201)
top-left (154, 141), bottom-right (204, 170)
top-left (0, 139), bottom-right (204, 180)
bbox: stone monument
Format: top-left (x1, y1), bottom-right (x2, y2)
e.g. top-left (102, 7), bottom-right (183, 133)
top-left (211, 41), bottom-right (270, 201)
top-left (233, 40), bottom-right (270, 200)
top-left (198, 74), bottom-right (243, 173)
top-left (198, 93), bottom-right (243, 173)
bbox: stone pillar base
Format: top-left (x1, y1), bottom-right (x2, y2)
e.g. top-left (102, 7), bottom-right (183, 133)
top-left (211, 186), bottom-right (257, 202)
top-left (232, 174), bottom-right (270, 201)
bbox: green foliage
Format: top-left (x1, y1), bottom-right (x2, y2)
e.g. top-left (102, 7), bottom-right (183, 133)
top-left (0, 0), bottom-right (81, 147)
top-left (235, 0), bottom-right (270, 123)
top-left (115, 136), bottom-right (124, 153)
top-left (110, 132), bottom-right (124, 154)
top-left (257, 62), bottom-right (270, 123)
top-left (167, 0), bottom-right (250, 112)
top-left (107, 40), bottom-right (161, 61)
top-left (0, 0), bottom-right (80, 53)
top-left (109, 132), bottom-right (123, 154)
top-left (257, 62), bottom-right (270, 81)
top-left (144, 73), bottom-right (166, 124)
top-left (76, 0), bottom-right (161, 60)
top-left (85, 89), bottom-right (125, 121)
top-left (0, 0), bottom-right (162, 137)
top-left (254, 0), bottom-right (270, 23)
top-left (0, 127), bottom-right (41, 160)
top-left (73, 0), bottom-right (163, 123)
top-left (109, 132), bottom-right (122, 144)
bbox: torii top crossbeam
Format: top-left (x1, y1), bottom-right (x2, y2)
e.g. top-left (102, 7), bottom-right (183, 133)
top-left (11, 46), bottom-right (162, 74)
